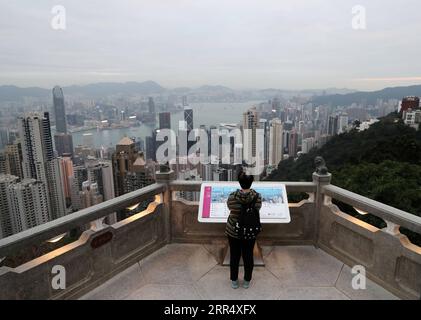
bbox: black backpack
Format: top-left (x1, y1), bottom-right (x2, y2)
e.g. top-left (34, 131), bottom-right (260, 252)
top-left (234, 194), bottom-right (262, 240)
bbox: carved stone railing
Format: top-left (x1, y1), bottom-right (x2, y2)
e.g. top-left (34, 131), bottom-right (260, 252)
top-left (0, 171), bottom-right (420, 300)
top-left (0, 183), bottom-right (168, 300)
top-left (319, 184), bottom-right (421, 300)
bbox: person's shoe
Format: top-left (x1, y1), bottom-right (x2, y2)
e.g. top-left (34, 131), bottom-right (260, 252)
top-left (231, 280), bottom-right (239, 289)
top-left (243, 280), bottom-right (250, 289)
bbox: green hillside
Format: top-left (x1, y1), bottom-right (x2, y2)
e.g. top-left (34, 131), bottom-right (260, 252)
top-left (267, 112), bottom-right (421, 218)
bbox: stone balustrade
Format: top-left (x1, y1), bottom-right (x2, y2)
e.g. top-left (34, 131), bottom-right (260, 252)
top-left (0, 171), bottom-right (419, 300)
top-left (319, 184), bottom-right (421, 300)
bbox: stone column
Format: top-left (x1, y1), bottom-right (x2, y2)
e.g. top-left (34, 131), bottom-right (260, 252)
top-left (155, 169), bottom-right (176, 244)
top-left (312, 172), bottom-right (332, 248)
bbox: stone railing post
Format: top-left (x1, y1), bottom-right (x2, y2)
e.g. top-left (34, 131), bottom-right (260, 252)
top-left (312, 171), bottom-right (332, 248)
top-left (155, 168), bottom-right (176, 244)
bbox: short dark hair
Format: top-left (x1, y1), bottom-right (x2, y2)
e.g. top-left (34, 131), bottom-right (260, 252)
top-left (238, 171), bottom-right (254, 189)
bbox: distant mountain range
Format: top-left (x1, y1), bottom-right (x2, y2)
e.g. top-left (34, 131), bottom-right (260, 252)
top-left (64, 81), bottom-right (166, 96)
top-left (311, 85), bottom-right (421, 106)
top-left (0, 81), bottom-right (420, 105)
top-left (0, 85), bottom-right (51, 100)
top-left (0, 81), bottom-right (356, 102)
top-left (0, 81), bottom-right (166, 102)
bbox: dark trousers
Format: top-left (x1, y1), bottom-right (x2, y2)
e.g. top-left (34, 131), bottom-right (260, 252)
top-left (228, 236), bottom-right (256, 281)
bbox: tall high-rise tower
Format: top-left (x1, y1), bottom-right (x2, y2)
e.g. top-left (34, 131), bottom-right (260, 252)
top-left (242, 108), bottom-right (260, 160)
top-left (0, 174), bottom-right (19, 238)
top-left (80, 181), bottom-right (103, 209)
top-left (159, 112), bottom-right (171, 130)
top-left (53, 86), bottom-right (74, 157)
top-left (112, 137), bottom-right (140, 196)
top-left (6, 179), bottom-right (50, 234)
top-left (184, 107), bottom-right (194, 152)
top-left (4, 143), bottom-right (23, 179)
top-left (269, 119), bottom-right (284, 166)
top-left (259, 119), bottom-right (270, 165)
top-left (327, 115), bottom-right (339, 136)
top-left (182, 95), bottom-right (188, 107)
top-left (145, 133), bottom-right (157, 161)
top-left (18, 112), bottom-right (67, 220)
top-left (148, 97), bottom-right (156, 114)
top-left (53, 86), bottom-right (67, 134)
top-left (86, 160), bottom-right (115, 201)
top-left (184, 107), bottom-right (194, 131)
top-left (54, 133), bottom-right (74, 157)
top-left (18, 112), bottom-right (54, 181)
top-left (124, 155), bottom-right (155, 193)
top-left (288, 129), bottom-right (299, 158)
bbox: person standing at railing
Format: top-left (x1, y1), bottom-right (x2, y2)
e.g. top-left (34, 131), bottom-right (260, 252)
top-left (225, 171), bottom-right (262, 289)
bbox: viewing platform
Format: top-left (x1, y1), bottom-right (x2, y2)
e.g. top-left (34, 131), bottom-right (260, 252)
top-left (0, 171), bottom-right (420, 300)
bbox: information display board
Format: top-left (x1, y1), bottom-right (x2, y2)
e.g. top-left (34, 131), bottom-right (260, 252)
top-left (198, 182), bottom-right (291, 223)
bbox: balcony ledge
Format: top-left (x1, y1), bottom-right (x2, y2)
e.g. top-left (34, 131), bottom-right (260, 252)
top-left (0, 179), bottom-right (420, 300)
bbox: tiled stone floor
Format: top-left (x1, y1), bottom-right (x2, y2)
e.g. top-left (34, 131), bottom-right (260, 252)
top-left (81, 244), bottom-right (399, 300)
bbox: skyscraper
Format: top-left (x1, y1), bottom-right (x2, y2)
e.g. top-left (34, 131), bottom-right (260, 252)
top-left (156, 112), bottom-right (172, 161)
top-left (4, 143), bottom-right (23, 179)
top-left (269, 119), bottom-right (283, 166)
top-left (18, 112), bottom-right (67, 220)
top-left (159, 112), bottom-right (171, 130)
top-left (58, 156), bottom-right (74, 207)
top-left (338, 113), bottom-right (349, 134)
top-left (124, 155), bottom-right (155, 193)
top-left (184, 107), bottom-right (194, 131)
top-left (148, 97), bottom-right (156, 114)
top-left (288, 130), bottom-right (299, 158)
top-left (272, 98), bottom-right (281, 117)
top-left (112, 137), bottom-right (141, 196)
top-left (0, 153), bottom-right (6, 174)
top-left (0, 128), bottom-right (8, 151)
top-left (53, 86), bottom-right (67, 134)
top-left (400, 96), bottom-right (420, 113)
top-left (302, 137), bottom-right (316, 154)
top-left (327, 115), bottom-right (339, 136)
top-left (0, 174), bottom-right (19, 239)
top-left (182, 95), bottom-right (189, 107)
top-left (52, 86), bottom-right (74, 157)
top-left (18, 112), bottom-right (54, 182)
top-left (70, 166), bottom-right (88, 211)
top-left (259, 119), bottom-right (270, 165)
top-left (80, 181), bottom-right (103, 209)
top-left (54, 133), bottom-right (74, 158)
top-left (234, 144), bottom-right (243, 165)
top-left (184, 107), bottom-right (195, 154)
top-left (87, 160), bottom-right (115, 201)
top-left (7, 179), bottom-right (50, 234)
top-left (145, 131), bottom-right (158, 161)
top-left (243, 108), bottom-right (260, 160)
top-left (46, 158), bottom-right (67, 219)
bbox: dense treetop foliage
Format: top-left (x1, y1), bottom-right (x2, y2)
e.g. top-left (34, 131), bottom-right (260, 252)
top-left (267, 112), bottom-right (421, 217)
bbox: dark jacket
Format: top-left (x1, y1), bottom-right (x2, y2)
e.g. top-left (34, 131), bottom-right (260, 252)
top-left (225, 189), bottom-right (262, 239)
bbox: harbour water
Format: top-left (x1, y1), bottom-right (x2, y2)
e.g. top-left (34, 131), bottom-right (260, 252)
top-left (71, 101), bottom-right (262, 148)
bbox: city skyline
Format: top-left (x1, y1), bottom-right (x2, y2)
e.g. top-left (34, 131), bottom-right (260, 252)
top-left (1, 0), bottom-right (421, 90)
top-left (1, 1), bottom-right (420, 303)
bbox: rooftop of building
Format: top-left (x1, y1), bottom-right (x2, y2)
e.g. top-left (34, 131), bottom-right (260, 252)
top-left (403, 96), bottom-right (420, 101)
top-left (133, 156), bottom-right (146, 167)
top-left (117, 136), bottom-right (134, 146)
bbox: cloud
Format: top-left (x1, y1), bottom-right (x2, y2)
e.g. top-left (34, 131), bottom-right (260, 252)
top-left (0, 0), bottom-right (421, 90)
top-left (353, 77), bottom-right (421, 82)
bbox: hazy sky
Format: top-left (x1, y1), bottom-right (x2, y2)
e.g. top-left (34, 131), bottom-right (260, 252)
top-left (1, 0), bottom-right (421, 90)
